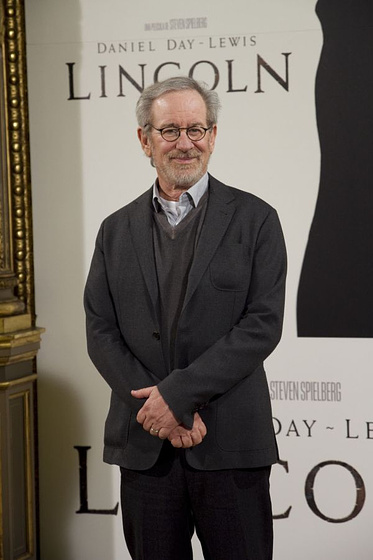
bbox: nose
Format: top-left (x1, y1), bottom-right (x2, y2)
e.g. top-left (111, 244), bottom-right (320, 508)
top-left (175, 129), bottom-right (194, 150)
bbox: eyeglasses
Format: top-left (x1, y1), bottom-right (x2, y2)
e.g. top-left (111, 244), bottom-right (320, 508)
top-left (145, 124), bottom-right (212, 142)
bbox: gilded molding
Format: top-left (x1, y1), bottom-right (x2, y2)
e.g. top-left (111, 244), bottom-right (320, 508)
top-left (0, 372), bottom-right (36, 389)
top-left (0, 326), bottom-right (44, 366)
top-left (0, 4), bottom-right (39, 558)
top-left (9, 388), bottom-right (34, 557)
top-left (0, 444), bottom-right (3, 560)
top-left (1, 0), bottom-right (35, 321)
top-left (0, 311), bottom-right (31, 332)
top-left (0, 373), bottom-right (37, 390)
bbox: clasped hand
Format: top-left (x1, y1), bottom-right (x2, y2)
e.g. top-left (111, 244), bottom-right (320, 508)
top-left (131, 385), bottom-right (207, 448)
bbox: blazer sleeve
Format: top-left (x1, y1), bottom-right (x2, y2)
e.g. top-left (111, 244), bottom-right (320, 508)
top-left (84, 222), bottom-right (161, 412)
top-left (157, 207), bottom-right (287, 426)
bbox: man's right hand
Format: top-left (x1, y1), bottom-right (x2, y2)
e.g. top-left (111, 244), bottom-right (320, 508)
top-left (168, 412), bottom-right (207, 448)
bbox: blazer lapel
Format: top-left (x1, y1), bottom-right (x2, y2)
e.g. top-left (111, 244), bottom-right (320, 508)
top-left (128, 188), bottom-right (159, 311)
top-left (182, 177), bottom-right (236, 312)
top-left (127, 179), bottom-right (236, 316)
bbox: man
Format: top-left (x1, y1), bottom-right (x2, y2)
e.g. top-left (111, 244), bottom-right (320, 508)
top-left (84, 76), bottom-right (286, 560)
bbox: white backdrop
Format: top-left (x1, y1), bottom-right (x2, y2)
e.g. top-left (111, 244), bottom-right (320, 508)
top-left (25, 1), bottom-right (373, 559)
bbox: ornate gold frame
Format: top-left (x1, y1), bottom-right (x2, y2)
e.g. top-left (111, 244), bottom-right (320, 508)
top-left (0, 1), bottom-right (42, 559)
top-left (1, 0), bottom-right (34, 323)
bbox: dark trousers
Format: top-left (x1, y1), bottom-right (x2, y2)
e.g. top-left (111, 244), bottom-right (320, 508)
top-left (120, 443), bottom-right (273, 560)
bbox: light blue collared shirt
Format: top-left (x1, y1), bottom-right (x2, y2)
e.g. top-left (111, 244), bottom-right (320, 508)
top-left (152, 173), bottom-right (209, 226)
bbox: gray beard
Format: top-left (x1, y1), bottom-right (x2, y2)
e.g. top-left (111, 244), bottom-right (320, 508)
top-left (152, 149), bottom-right (210, 189)
top-left (165, 165), bottom-right (204, 188)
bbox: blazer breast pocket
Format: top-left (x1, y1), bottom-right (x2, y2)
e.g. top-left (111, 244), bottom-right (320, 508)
top-left (210, 243), bottom-right (252, 291)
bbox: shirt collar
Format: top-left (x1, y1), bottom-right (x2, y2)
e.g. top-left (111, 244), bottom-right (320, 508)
top-left (152, 172), bottom-right (209, 212)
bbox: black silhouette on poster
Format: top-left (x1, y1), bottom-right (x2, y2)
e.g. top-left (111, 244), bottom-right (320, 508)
top-left (297, 0), bottom-right (373, 338)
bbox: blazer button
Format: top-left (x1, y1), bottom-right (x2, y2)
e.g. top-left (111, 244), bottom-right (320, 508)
top-left (152, 331), bottom-right (160, 340)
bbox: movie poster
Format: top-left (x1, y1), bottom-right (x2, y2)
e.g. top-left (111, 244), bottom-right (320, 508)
top-left (25, 1), bottom-right (373, 558)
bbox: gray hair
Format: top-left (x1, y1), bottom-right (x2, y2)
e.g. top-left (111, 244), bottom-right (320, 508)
top-left (136, 76), bottom-right (221, 131)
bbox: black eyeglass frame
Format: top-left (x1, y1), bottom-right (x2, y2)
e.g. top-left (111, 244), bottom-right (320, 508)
top-left (145, 124), bottom-right (213, 142)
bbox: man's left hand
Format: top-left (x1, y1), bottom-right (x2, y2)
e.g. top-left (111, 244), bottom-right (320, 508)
top-left (168, 412), bottom-right (207, 448)
top-left (131, 385), bottom-right (179, 439)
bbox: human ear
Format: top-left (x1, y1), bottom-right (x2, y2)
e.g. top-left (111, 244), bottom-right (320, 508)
top-left (137, 127), bottom-right (152, 157)
top-left (208, 124), bottom-right (217, 153)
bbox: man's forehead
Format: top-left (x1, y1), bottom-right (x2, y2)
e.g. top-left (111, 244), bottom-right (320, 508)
top-left (151, 90), bottom-right (207, 122)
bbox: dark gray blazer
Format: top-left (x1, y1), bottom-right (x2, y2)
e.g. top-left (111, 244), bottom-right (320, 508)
top-left (84, 175), bottom-right (287, 470)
